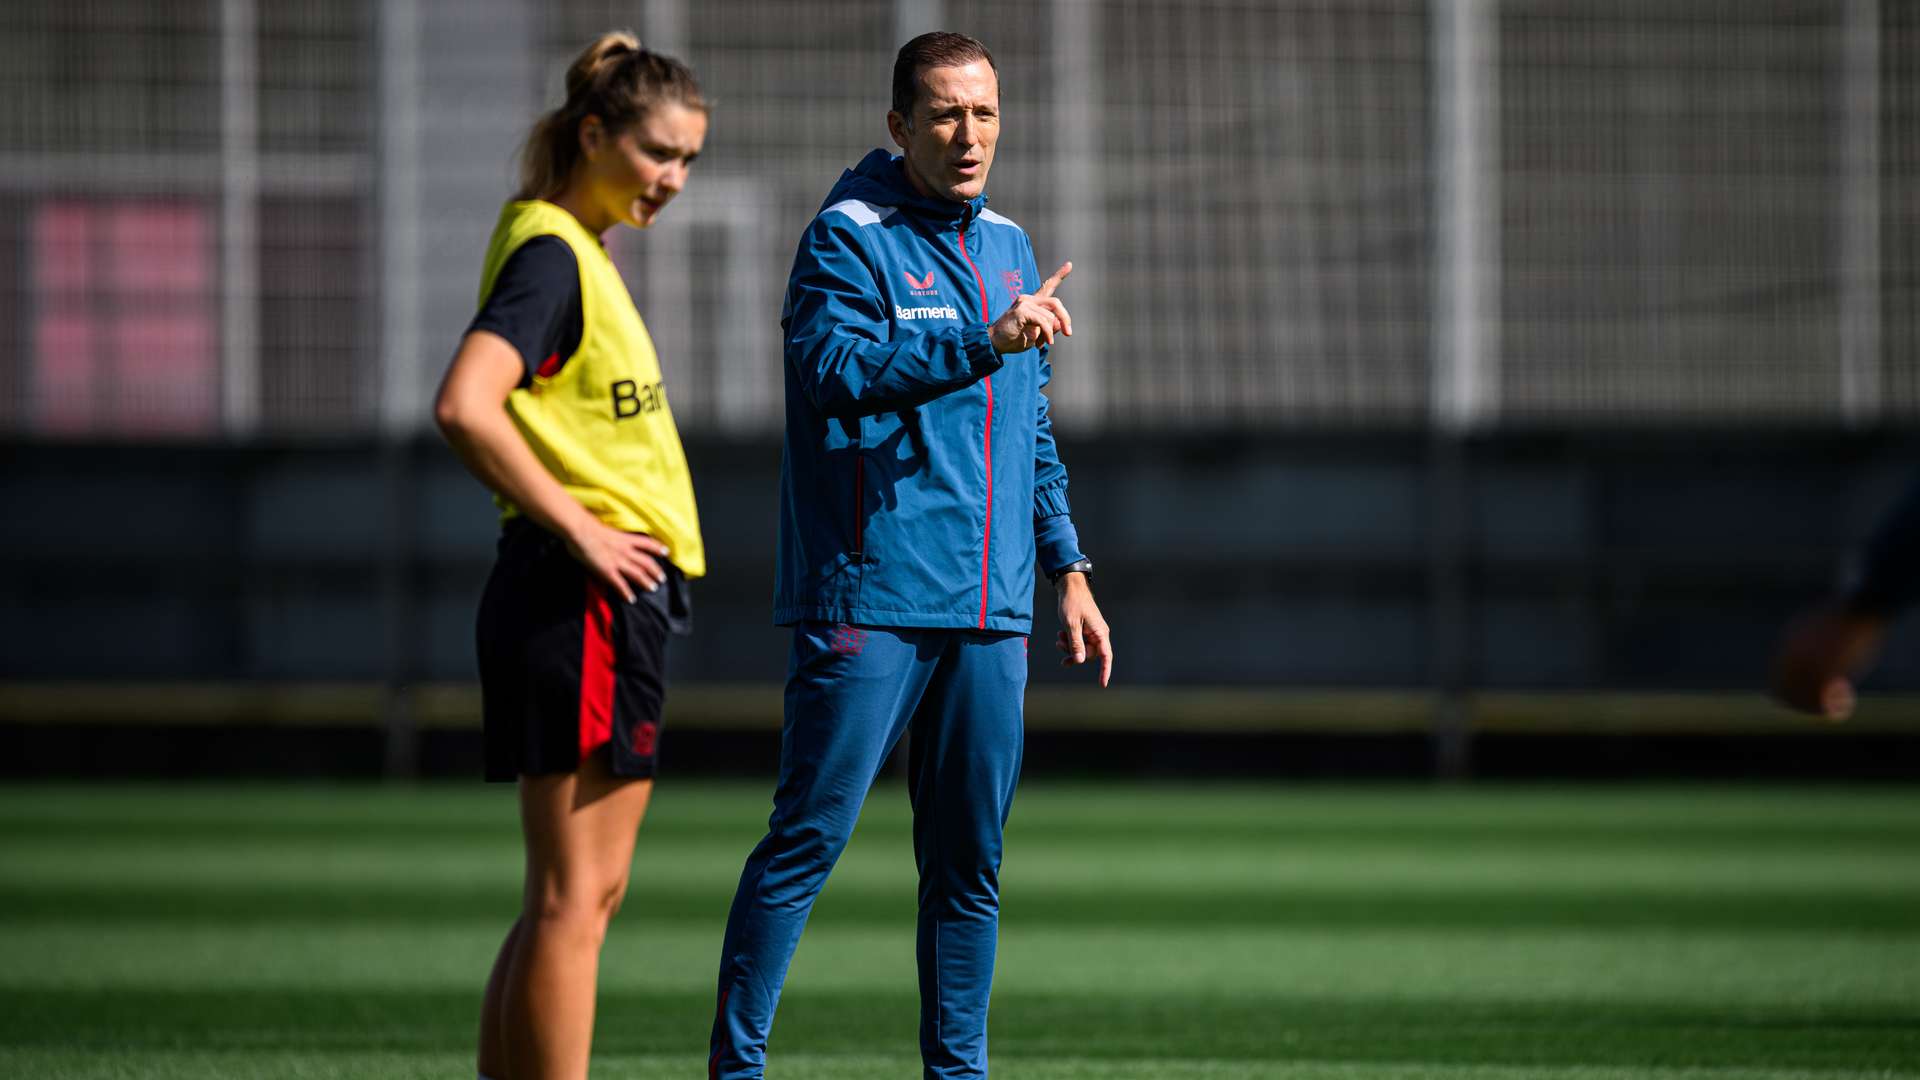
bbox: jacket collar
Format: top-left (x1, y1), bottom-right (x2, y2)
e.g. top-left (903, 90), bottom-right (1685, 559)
top-left (832, 149), bottom-right (988, 229)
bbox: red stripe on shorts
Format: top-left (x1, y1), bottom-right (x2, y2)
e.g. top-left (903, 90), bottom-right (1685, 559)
top-left (579, 581), bottom-right (616, 763)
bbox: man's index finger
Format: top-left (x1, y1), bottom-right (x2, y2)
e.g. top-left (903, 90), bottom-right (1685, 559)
top-left (1036, 261), bottom-right (1073, 298)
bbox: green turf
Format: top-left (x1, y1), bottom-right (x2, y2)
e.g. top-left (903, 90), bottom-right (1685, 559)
top-left (1, 782), bottom-right (1916, 1078)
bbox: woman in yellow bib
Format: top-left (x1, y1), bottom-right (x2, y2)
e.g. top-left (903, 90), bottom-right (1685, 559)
top-left (432, 30), bottom-right (707, 1080)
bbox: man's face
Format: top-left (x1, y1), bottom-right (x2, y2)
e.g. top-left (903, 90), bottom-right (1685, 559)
top-left (887, 59), bottom-right (1000, 203)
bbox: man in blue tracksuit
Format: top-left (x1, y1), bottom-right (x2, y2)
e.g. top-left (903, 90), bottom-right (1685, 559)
top-left (708, 31), bottom-right (1112, 1080)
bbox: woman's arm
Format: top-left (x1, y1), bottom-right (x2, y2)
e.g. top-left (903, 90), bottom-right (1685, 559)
top-left (433, 329), bottom-right (668, 602)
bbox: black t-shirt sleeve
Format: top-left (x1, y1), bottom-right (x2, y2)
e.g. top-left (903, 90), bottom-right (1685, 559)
top-left (466, 235), bottom-right (584, 386)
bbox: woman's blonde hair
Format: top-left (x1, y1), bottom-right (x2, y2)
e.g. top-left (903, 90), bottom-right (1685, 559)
top-left (516, 30), bottom-right (707, 201)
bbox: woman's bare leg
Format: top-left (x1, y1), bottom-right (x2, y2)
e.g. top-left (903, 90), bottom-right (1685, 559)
top-left (477, 915), bottom-right (523, 1078)
top-left (495, 751), bottom-right (654, 1080)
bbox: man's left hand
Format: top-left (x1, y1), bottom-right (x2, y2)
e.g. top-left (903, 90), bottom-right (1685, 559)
top-left (1054, 572), bottom-right (1112, 687)
top-left (1769, 603), bottom-right (1887, 721)
top-left (991, 261), bottom-right (1074, 354)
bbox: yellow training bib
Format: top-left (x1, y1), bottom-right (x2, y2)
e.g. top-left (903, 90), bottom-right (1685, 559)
top-left (476, 200), bottom-right (706, 579)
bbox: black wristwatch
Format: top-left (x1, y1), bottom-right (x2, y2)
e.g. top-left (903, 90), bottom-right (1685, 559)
top-left (1048, 558), bottom-right (1094, 584)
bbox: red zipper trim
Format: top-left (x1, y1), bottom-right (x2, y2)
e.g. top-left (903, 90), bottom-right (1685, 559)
top-left (709, 986), bottom-right (730, 1080)
top-left (958, 228), bottom-right (990, 322)
top-left (979, 376), bottom-right (993, 629)
top-left (957, 224), bottom-right (992, 628)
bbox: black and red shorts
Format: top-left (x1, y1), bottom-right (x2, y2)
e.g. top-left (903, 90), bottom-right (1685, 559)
top-left (476, 518), bottom-right (690, 782)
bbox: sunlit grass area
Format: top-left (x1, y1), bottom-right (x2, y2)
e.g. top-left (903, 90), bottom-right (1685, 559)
top-left (2, 782), bottom-right (1916, 1078)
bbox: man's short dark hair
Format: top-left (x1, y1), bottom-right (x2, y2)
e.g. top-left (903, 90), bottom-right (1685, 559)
top-left (891, 31), bottom-right (997, 121)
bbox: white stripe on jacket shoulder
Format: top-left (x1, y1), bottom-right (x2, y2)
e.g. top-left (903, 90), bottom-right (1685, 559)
top-left (824, 199), bottom-right (897, 228)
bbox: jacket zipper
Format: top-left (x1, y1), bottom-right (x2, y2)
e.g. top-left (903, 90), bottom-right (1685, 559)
top-left (956, 221), bottom-right (992, 629)
top-left (852, 454), bottom-right (864, 559)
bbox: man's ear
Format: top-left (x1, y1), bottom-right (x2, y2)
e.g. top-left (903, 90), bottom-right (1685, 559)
top-left (886, 110), bottom-right (911, 151)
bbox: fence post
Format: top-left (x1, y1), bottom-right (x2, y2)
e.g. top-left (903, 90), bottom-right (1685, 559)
top-left (219, 0), bottom-right (259, 437)
top-left (1429, 0), bottom-right (1499, 777)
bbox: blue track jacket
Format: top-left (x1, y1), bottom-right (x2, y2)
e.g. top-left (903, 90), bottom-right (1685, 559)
top-left (774, 150), bottom-right (1086, 632)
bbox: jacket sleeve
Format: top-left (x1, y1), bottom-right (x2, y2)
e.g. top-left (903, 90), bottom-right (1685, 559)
top-left (1032, 341), bottom-right (1087, 576)
top-left (784, 214), bottom-right (1002, 418)
top-left (1028, 228), bottom-right (1087, 576)
top-left (1845, 476), bottom-right (1920, 616)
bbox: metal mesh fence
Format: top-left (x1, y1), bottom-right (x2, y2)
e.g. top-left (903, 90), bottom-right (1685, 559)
top-left (0, 0), bottom-right (375, 437)
top-left (1085, 1), bottom-right (1432, 428)
top-left (0, 0), bottom-right (1913, 437)
top-left (1501, 1), bottom-right (1850, 423)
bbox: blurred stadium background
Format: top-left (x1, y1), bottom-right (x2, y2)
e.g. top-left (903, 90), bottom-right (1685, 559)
top-left (2, 0), bottom-right (1920, 779)
top-left (5, 5), bottom-right (1920, 1080)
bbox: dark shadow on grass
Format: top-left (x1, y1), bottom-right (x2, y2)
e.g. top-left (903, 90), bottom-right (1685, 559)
top-left (0, 988), bottom-right (1914, 1071)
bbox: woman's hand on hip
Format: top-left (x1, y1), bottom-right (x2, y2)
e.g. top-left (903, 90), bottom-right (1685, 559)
top-left (565, 520), bottom-right (669, 603)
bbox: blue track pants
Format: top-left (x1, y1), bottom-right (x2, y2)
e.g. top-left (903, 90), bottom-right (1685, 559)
top-left (708, 622), bottom-right (1027, 1080)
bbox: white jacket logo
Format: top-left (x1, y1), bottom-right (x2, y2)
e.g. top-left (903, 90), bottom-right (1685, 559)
top-left (894, 303), bottom-right (958, 321)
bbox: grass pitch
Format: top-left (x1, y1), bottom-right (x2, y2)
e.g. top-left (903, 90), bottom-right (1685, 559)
top-left (0, 781), bottom-right (1916, 1078)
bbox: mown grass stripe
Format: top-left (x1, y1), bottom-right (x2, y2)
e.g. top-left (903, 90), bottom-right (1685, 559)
top-left (1, 783), bottom-right (1916, 1078)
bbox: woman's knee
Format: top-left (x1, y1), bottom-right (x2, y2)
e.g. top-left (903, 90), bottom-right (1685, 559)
top-left (525, 873), bottom-right (629, 941)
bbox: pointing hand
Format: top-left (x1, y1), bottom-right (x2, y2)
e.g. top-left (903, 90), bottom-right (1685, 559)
top-left (990, 261), bottom-right (1074, 354)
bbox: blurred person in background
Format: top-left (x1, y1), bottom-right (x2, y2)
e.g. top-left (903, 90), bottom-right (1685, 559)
top-left (432, 30), bottom-right (707, 1080)
top-left (706, 31), bottom-right (1110, 1080)
top-left (1771, 480), bottom-right (1920, 720)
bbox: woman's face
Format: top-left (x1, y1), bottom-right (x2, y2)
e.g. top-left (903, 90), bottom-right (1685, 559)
top-left (581, 102), bottom-right (707, 231)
